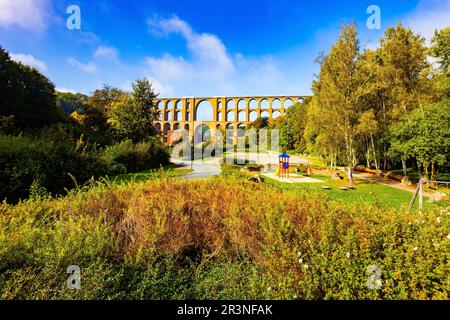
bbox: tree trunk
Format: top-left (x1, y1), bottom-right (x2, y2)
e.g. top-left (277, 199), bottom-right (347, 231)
top-left (347, 166), bottom-right (354, 186)
top-left (366, 143), bottom-right (371, 168)
top-left (344, 131), bottom-right (355, 186)
top-left (370, 135), bottom-right (379, 172)
top-left (417, 160), bottom-right (422, 177)
top-left (402, 159), bottom-right (407, 177)
top-left (424, 162), bottom-right (429, 181)
top-left (431, 162), bottom-right (437, 182)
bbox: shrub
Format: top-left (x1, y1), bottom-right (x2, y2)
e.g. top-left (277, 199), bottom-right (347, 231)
top-left (102, 138), bottom-right (170, 174)
top-left (0, 177), bottom-right (448, 299)
top-left (0, 131), bottom-right (108, 203)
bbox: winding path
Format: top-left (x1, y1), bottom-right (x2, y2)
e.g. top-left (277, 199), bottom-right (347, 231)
top-left (171, 158), bottom-right (222, 179)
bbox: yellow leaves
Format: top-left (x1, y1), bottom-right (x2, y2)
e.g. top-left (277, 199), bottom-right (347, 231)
top-left (69, 111), bottom-right (87, 126)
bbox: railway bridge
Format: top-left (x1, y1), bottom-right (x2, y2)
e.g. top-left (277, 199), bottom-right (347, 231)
top-left (154, 95), bottom-right (309, 143)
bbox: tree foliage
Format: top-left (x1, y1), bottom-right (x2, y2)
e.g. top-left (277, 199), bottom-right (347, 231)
top-left (107, 78), bottom-right (159, 142)
top-left (0, 47), bottom-right (62, 131)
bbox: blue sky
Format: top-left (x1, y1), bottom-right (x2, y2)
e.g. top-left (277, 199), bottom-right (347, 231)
top-left (0, 0), bottom-right (449, 97)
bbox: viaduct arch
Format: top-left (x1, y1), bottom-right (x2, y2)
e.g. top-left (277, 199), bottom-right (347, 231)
top-left (154, 95), bottom-right (309, 144)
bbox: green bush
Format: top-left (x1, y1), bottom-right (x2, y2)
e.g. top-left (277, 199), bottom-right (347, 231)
top-left (0, 130), bottom-right (108, 203)
top-left (0, 178), bottom-right (448, 299)
top-left (102, 138), bottom-right (170, 174)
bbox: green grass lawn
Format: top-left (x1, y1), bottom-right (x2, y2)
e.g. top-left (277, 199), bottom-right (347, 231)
top-left (110, 164), bottom-right (192, 184)
top-left (262, 173), bottom-right (448, 211)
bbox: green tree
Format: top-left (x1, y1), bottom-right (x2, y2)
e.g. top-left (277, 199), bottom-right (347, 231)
top-left (56, 91), bottom-right (88, 114)
top-left (280, 102), bottom-right (308, 153)
top-left (0, 46), bottom-right (62, 130)
top-left (356, 110), bottom-right (380, 171)
top-left (430, 27), bottom-right (450, 100)
top-left (358, 24), bottom-right (430, 171)
top-left (107, 78), bottom-right (159, 142)
top-left (389, 101), bottom-right (450, 180)
top-left (311, 23), bottom-right (372, 185)
top-left (248, 117), bottom-right (269, 130)
top-left (430, 27), bottom-right (450, 72)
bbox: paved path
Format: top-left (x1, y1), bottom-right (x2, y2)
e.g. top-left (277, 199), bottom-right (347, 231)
top-left (171, 152), bottom-right (312, 180)
top-left (171, 158), bottom-right (222, 179)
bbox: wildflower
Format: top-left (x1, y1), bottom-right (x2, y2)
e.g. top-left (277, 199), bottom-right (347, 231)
top-left (437, 217), bottom-right (441, 224)
top-left (447, 234), bottom-right (450, 240)
top-left (293, 294), bottom-right (298, 299)
top-left (382, 243), bottom-right (387, 248)
top-left (303, 264), bottom-right (309, 269)
top-left (298, 258), bottom-right (303, 264)
top-left (346, 252), bottom-right (351, 259)
top-left (413, 247), bottom-right (418, 251)
top-left (297, 251), bottom-right (302, 257)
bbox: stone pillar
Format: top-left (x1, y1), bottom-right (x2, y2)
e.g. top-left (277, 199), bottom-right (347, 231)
top-left (211, 98), bottom-right (218, 122)
top-left (257, 98), bottom-right (262, 118)
top-left (245, 98), bottom-right (250, 124)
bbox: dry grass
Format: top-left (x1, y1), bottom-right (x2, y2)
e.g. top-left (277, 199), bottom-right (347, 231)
top-left (0, 177), bottom-right (449, 299)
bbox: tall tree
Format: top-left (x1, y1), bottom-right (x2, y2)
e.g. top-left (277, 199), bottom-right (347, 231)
top-left (311, 23), bottom-right (371, 185)
top-left (0, 46), bottom-right (61, 130)
top-left (389, 101), bottom-right (450, 181)
top-left (107, 78), bottom-right (159, 142)
top-left (363, 24), bottom-right (430, 172)
top-left (280, 102), bottom-right (308, 153)
top-left (430, 27), bottom-right (450, 100)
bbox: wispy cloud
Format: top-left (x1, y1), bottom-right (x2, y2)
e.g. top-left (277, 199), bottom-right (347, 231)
top-left (10, 53), bottom-right (47, 71)
top-left (0, 0), bottom-right (53, 31)
top-left (68, 57), bottom-right (97, 74)
top-left (144, 15), bottom-right (298, 97)
top-left (147, 15), bottom-right (234, 80)
top-left (94, 45), bottom-right (120, 61)
top-left (402, 0), bottom-right (450, 42)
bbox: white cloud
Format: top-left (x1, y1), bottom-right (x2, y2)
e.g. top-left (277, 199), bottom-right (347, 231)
top-left (56, 87), bottom-right (77, 94)
top-left (0, 0), bottom-right (52, 31)
top-left (94, 45), bottom-right (120, 60)
top-left (145, 54), bottom-right (192, 82)
top-left (10, 53), bottom-right (47, 71)
top-left (56, 16), bottom-right (310, 98)
top-left (150, 79), bottom-right (174, 97)
top-left (144, 15), bottom-right (297, 97)
top-left (403, 0), bottom-right (450, 43)
top-left (148, 15), bottom-right (234, 79)
top-left (68, 57), bottom-right (97, 73)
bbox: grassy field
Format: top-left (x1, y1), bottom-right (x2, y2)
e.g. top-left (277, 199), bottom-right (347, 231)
top-left (222, 164), bottom-right (448, 210)
top-left (264, 174), bottom-right (447, 210)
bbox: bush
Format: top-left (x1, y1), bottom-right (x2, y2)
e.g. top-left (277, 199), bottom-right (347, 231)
top-left (1, 178), bottom-right (447, 299)
top-left (102, 138), bottom-right (169, 174)
top-left (0, 130), bottom-right (108, 203)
